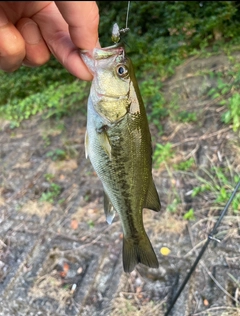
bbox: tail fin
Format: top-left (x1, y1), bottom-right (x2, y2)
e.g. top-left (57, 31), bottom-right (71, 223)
top-left (122, 234), bottom-right (159, 273)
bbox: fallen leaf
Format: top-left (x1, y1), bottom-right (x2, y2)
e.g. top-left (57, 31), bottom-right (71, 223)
top-left (70, 219), bottom-right (78, 230)
top-left (60, 262), bottom-right (69, 278)
top-left (203, 299), bottom-right (209, 306)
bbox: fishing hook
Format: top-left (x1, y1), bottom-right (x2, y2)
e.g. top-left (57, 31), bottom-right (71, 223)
top-left (112, 1), bottom-right (131, 43)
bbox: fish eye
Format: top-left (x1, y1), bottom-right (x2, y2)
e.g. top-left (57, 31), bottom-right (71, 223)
top-left (116, 65), bottom-right (128, 77)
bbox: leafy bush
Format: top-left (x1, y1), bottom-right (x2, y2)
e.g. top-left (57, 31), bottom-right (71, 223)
top-left (0, 57), bottom-right (89, 127)
top-left (1, 1), bottom-right (240, 126)
top-left (98, 1), bottom-right (240, 74)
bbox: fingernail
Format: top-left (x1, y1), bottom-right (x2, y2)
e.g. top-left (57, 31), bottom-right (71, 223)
top-left (0, 9), bottom-right (8, 27)
top-left (21, 22), bottom-right (41, 45)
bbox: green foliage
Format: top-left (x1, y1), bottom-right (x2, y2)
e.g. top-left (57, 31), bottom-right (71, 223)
top-left (40, 173), bottom-right (62, 204)
top-left (40, 183), bottom-right (62, 204)
top-left (44, 173), bottom-right (55, 182)
top-left (96, 1), bottom-right (240, 132)
top-left (192, 183), bottom-right (211, 197)
top-left (87, 220), bottom-right (95, 229)
top-left (176, 111), bottom-right (197, 123)
top-left (153, 143), bottom-right (173, 168)
top-left (0, 57), bottom-right (89, 127)
top-left (183, 208), bottom-right (196, 221)
top-left (1, 1), bottom-right (240, 130)
top-left (192, 167), bottom-right (240, 213)
top-left (166, 197), bottom-right (181, 213)
top-left (222, 93), bottom-right (240, 132)
top-left (46, 148), bottom-right (67, 161)
top-left (174, 157), bottom-right (195, 171)
top-left (98, 1), bottom-right (240, 76)
top-left (42, 135), bottom-right (51, 148)
top-left (207, 68), bottom-right (240, 132)
top-left (139, 78), bottom-right (167, 129)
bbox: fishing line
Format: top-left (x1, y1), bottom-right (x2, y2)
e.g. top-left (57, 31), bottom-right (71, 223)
top-left (125, 1), bottom-right (131, 30)
top-left (112, 1), bottom-right (130, 43)
top-left (165, 180), bottom-right (240, 316)
top-left (120, 1), bottom-right (130, 34)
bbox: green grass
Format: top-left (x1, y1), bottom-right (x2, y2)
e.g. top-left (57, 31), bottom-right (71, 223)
top-left (192, 166), bottom-right (240, 214)
top-left (40, 183), bottom-right (62, 204)
top-left (46, 149), bottom-right (67, 161)
top-left (207, 68), bottom-right (240, 132)
top-left (222, 93), bottom-right (240, 132)
top-left (39, 173), bottom-right (62, 204)
top-left (183, 208), bottom-right (196, 221)
top-left (173, 158), bottom-right (195, 171)
top-left (153, 143), bottom-right (173, 168)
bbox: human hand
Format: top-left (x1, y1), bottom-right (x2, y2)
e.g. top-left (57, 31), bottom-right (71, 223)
top-left (0, 1), bottom-right (99, 80)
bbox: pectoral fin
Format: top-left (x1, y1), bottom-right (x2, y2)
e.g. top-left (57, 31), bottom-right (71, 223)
top-left (99, 131), bottom-right (112, 160)
top-left (104, 191), bottom-right (116, 224)
top-left (144, 178), bottom-right (161, 212)
top-left (85, 130), bottom-right (89, 159)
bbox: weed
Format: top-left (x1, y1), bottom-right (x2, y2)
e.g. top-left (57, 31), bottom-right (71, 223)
top-left (207, 68), bottom-right (240, 132)
top-left (177, 111), bottom-right (197, 123)
top-left (174, 158), bottom-right (195, 171)
top-left (167, 95), bottom-right (197, 124)
top-left (40, 173), bottom-right (61, 204)
top-left (87, 220), bottom-right (95, 229)
top-left (42, 135), bottom-right (51, 148)
top-left (84, 193), bottom-right (90, 202)
top-left (222, 93), bottom-right (240, 132)
top-left (40, 183), bottom-right (62, 204)
top-left (192, 166), bottom-right (240, 213)
top-left (140, 78), bottom-right (167, 131)
top-left (62, 141), bottom-right (78, 159)
top-left (56, 122), bottom-right (65, 131)
top-left (166, 197), bottom-right (181, 213)
top-left (44, 173), bottom-right (54, 182)
top-left (153, 143), bottom-right (173, 168)
top-left (46, 149), bottom-right (67, 161)
top-left (183, 208), bottom-right (195, 221)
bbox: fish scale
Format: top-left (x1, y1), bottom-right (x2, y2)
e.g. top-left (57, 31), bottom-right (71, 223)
top-left (80, 41), bottom-right (161, 273)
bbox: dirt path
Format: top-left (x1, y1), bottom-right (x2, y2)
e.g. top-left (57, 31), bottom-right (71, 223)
top-left (0, 53), bottom-right (240, 316)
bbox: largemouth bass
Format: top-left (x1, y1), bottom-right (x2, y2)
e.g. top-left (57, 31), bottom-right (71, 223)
top-left (80, 42), bottom-right (161, 273)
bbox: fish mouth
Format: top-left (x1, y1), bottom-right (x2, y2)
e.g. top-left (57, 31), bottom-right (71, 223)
top-left (80, 43), bottom-right (125, 61)
top-left (80, 42), bottom-right (123, 54)
top-left (96, 91), bottom-right (128, 101)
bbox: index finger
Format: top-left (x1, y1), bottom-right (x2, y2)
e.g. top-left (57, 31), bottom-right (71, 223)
top-left (55, 1), bottom-right (99, 50)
